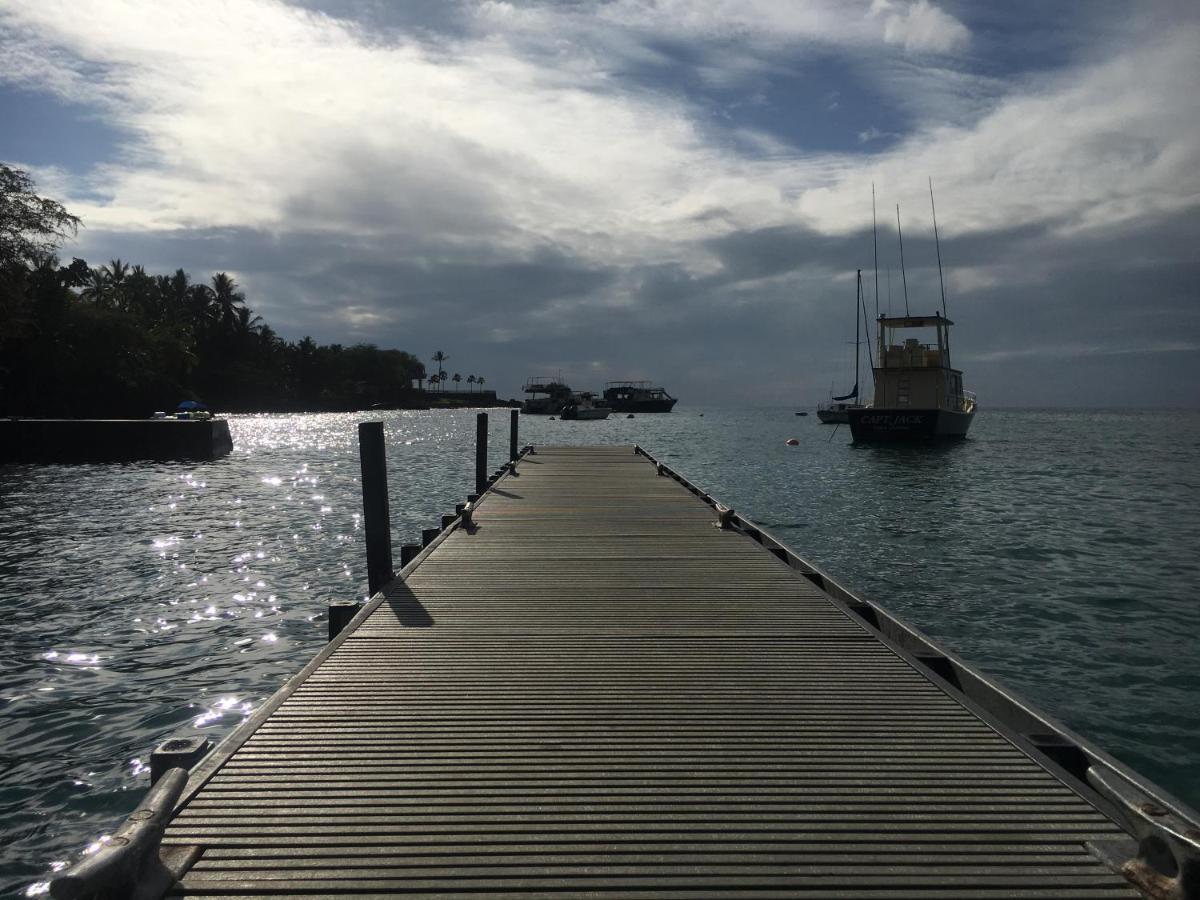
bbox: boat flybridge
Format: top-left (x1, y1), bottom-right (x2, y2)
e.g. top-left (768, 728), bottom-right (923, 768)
top-left (847, 313), bottom-right (976, 441)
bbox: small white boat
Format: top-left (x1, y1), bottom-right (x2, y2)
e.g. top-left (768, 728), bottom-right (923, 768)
top-left (559, 392), bottom-right (610, 420)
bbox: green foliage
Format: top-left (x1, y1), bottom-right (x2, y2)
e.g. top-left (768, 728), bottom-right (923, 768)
top-left (0, 164), bottom-right (81, 268)
top-left (0, 166), bottom-right (431, 416)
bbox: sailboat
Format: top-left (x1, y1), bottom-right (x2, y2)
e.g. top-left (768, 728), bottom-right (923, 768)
top-left (816, 270), bottom-right (867, 424)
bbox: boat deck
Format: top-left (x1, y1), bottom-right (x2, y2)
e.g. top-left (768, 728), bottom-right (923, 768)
top-left (159, 445), bottom-right (1138, 897)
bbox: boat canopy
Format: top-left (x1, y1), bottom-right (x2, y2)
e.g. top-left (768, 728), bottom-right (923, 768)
top-left (877, 314), bottom-right (953, 328)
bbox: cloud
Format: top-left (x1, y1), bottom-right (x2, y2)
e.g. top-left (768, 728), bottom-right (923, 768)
top-left (1, 0), bottom-right (1197, 405)
top-left (857, 126), bottom-right (898, 144)
top-left (871, 0), bottom-right (970, 54)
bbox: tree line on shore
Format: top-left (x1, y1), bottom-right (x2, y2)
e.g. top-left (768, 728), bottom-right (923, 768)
top-left (1, 164), bottom-right (429, 417)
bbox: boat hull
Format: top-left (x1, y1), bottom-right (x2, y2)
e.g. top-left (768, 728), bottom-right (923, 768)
top-left (560, 408), bottom-right (610, 420)
top-left (816, 403), bottom-right (863, 424)
top-left (523, 398), bottom-right (564, 415)
top-left (604, 398), bottom-right (677, 413)
top-left (847, 407), bottom-right (974, 441)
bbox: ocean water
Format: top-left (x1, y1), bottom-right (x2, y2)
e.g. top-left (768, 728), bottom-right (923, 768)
top-left (1, 407), bottom-right (1198, 896)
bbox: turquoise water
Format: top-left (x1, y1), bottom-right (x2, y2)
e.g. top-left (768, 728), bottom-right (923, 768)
top-left (1, 407), bottom-right (1198, 896)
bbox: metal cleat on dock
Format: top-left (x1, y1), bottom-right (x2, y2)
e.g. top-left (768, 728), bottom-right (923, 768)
top-left (1088, 763), bottom-right (1200, 900)
top-left (50, 768), bottom-right (189, 900)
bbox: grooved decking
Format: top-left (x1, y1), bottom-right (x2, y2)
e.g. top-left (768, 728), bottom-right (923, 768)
top-left (163, 445), bottom-right (1134, 897)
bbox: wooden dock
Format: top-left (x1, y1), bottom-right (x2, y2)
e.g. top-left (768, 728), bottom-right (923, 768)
top-left (56, 443), bottom-right (1200, 898)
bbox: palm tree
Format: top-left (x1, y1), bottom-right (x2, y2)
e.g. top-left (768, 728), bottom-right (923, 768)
top-left (79, 259), bottom-right (129, 310)
top-left (452, 372), bottom-right (462, 391)
top-left (234, 306), bottom-right (265, 351)
top-left (210, 272), bottom-right (246, 334)
top-left (477, 376), bottom-right (485, 394)
top-left (79, 267), bottom-right (109, 307)
top-left (467, 374), bottom-right (476, 392)
top-left (431, 350), bottom-right (449, 382)
top-left (101, 258), bottom-right (129, 289)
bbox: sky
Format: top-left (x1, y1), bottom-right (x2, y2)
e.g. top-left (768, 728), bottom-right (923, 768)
top-left (2, 0), bottom-right (1198, 406)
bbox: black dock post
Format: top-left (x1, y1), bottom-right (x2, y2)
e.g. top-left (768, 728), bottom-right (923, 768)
top-left (476, 412), bottom-right (489, 495)
top-left (328, 599), bottom-right (360, 641)
top-left (358, 422), bottom-right (394, 596)
top-left (509, 409), bottom-right (519, 461)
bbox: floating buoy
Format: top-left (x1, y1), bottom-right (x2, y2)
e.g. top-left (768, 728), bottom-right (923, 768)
top-left (627, 414), bottom-right (634, 418)
top-left (785, 438), bottom-right (799, 446)
top-left (549, 416), bottom-right (556, 420)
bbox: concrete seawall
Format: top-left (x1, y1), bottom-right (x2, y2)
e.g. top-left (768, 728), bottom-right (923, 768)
top-left (0, 418), bottom-right (233, 462)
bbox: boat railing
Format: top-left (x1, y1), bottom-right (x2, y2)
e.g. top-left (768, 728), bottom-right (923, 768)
top-left (523, 378), bottom-right (570, 394)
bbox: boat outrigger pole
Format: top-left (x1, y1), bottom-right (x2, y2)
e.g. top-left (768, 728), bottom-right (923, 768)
top-left (896, 205), bottom-right (911, 316)
top-left (929, 177), bottom-right (948, 319)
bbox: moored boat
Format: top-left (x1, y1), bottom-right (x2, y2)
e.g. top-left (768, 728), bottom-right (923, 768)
top-left (559, 392), bottom-right (611, 420)
top-left (816, 271), bottom-right (867, 424)
top-left (522, 377), bottom-right (573, 414)
top-left (847, 313), bottom-right (976, 441)
top-left (815, 401), bottom-right (860, 424)
top-left (602, 381), bottom-right (677, 413)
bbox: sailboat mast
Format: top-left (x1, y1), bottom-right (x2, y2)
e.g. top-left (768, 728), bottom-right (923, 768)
top-left (896, 205), bottom-right (911, 316)
top-left (872, 184), bottom-right (880, 320)
top-left (854, 269), bottom-right (862, 394)
top-left (929, 177), bottom-right (948, 318)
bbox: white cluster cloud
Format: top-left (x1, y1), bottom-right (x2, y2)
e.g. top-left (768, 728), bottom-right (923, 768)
top-left (870, 0), bottom-right (970, 54)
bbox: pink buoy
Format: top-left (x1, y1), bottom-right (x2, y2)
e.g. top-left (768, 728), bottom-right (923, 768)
top-left (785, 438), bottom-right (799, 446)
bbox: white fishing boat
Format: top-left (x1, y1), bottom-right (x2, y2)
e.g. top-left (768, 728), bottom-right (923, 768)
top-left (847, 313), bottom-right (976, 440)
top-left (847, 184), bottom-right (976, 441)
top-left (559, 392), bottom-right (611, 420)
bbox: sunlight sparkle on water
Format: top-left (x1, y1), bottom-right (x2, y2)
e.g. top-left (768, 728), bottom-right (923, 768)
top-left (194, 696), bottom-right (251, 727)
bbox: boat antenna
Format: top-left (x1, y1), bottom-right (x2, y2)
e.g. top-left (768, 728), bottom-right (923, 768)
top-left (872, 184), bottom-right (880, 320)
top-left (929, 176), bottom-right (948, 319)
top-left (895, 204), bottom-right (910, 316)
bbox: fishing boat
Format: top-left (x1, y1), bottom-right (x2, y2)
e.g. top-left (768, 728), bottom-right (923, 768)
top-left (522, 377), bottom-right (573, 415)
top-left (816, 271), bottom-right (867, 424)
top-left (602, 381), bottom-right (677, 413)
top-left (847, 183), bottom-right (976, 441)
top-left (559, 392), bottom-right (611, 420)
top-left (847, 313), bottom-right (976, 440)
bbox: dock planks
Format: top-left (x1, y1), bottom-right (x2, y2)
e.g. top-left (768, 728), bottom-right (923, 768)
top-left (162, 444), bottom-right (1135, 897)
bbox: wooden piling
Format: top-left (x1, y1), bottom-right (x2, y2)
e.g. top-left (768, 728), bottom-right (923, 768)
top-left (356, 422), bottom-right (393, 596)
top-left (509, 409), bottom-right (519, 461)
top-left (475, 412), bottom-right (488, 495)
